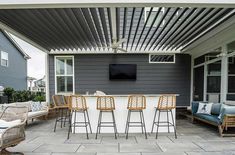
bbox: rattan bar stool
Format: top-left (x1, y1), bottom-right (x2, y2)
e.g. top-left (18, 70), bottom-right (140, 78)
top-left (151, 94), bottom-right (177, 139)
top-left (95, 96), bottom-right (118, 139)
top-left (53, 95), bottom-right (70, 132)
top-left (125, 95), bottom-right (147, 139)
top-left (67, 95), bottom-right (92, 139)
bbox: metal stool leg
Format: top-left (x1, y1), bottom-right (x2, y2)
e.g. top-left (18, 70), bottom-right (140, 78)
top-left (140, 110), bottom-right (147, 139)
top-left (98, 111), bottom-right (103, 134)
top-left (126, 110), bottom-right (131, 139)
top-left (96, 111), bottom-right (101, 139)
top-left (85, 110), bottom-right (92, 134)
top-left (156, 110), bottom-right (161, 139)
top-left (54, 108), bottom-right (58, 132)
top-left (64, 109), bottom-right (69, 127)
top-left (151, 108), bottom-right (157, 133)
top-left (83, 110), bottom-right (89, 139)
top-left (67, 110), bottom-right (72, 139)
top-left (111, 110), bottom-right (117, 139)
top-left (167, 110), bottom-right (170, 133)
top-left (61, 108), bottom-right (63, 128)
top-left (170, 109), bottom-right (177, 139)
top-left (125, 110), bottom-right (130, 134)
top-left (73, 111), bottom-right (77, 134)
top-left (139, 110), bottom-right (143, 134)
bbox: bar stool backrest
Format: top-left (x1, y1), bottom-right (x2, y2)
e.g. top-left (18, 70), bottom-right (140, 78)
top-left (127, 95), bottom-right (146, 110)
top-left (64, 95), bottom-right (71, 105)
top-left (52, 95), bottom-right (66, 107)
top-left (97, 96), bottom-right (115, 110)
top-left (69, 95), bottom-right (87, 110)
top-left (157, 95), bottom-right (176, 110)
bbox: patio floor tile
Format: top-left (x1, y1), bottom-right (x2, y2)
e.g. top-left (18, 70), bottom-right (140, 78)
top-left (120, 144), bottom-right (161, 153)
top-left (101, 136), bottom-right (137, 144)
top-left (157, 142), bottom-right (203, 152)
top-left (194, 141), bottom-right (235, 152)
top-left (34, 144), bottom-right (80, 153)
top-left (77, 144), bottom-right (118, 153)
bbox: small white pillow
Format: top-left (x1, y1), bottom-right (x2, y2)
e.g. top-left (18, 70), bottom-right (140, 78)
top-left (197, 102), bottom-right (213, 115)
top-left (0, 119), bottom-right (21, 128)
top-left (94, 91), bottom-right (106, 96)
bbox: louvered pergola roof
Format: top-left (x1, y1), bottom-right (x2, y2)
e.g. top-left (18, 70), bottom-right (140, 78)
top-left (0, 1), bottom-right (234, 53)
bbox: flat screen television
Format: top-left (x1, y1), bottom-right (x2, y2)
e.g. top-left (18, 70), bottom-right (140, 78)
top-left (109, 64), bottom-right (137, 80)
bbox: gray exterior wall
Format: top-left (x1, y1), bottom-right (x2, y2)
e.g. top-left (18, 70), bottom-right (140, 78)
top-left (0, 31), bottom-right (27, 90)
top-left (49, 54), bottom-right (191, 106)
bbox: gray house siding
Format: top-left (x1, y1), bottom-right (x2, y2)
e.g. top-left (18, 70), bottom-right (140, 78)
top-left (49, 54), bottom-right (191, 106)
top-left (0, 31), bottom-right (27, 90)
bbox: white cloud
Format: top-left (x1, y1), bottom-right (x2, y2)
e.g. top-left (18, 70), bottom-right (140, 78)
top-left (11, 35), bottom-right (46, 80)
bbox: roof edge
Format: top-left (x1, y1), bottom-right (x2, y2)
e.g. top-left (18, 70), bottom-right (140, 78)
top-left (1, 29), bottom-right (31, 59)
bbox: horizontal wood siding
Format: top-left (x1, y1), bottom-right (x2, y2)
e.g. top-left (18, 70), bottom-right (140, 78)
top-left (49, 54), bottom-right (191, 106)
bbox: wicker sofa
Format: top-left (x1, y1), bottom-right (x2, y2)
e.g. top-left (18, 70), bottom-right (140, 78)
top-left (192, 101), bottom-right (235, 137)
top-left (0, 106), bottom-right (28, 154)
top-left (2, 101), bottom-right (49, 123)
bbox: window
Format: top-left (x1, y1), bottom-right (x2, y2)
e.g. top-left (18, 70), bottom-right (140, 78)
top-left (55, 56), bottom-right (74, 94)
top-left (145, 7), bottom-right (165, 27)
top-left (149, 54), bottom-right (175, 63)
top-left (1, 51), bottom-right (8, 67)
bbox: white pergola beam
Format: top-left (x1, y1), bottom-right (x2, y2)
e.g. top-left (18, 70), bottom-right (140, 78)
top-left (0, 0), bottom-right (235, 8)
top-left (0, 21), bottom-right (49, 53)
top-left (110, 7), bottom-right (117, 42)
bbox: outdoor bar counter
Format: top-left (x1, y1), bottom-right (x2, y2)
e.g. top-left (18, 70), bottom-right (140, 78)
top-left (72, 94), bottom-right (178, 133)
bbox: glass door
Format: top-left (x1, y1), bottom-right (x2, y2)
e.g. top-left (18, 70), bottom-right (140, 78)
top-left (206, 60), bottom-right (221, 102)
top-left (193, 66), bottom-right (204, 101)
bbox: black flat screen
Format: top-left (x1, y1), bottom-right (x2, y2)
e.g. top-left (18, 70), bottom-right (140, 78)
top-left (109, 64), bottom-right (137, 80)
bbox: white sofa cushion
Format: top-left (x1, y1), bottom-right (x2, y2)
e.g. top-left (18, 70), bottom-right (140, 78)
top-left (0, 119), bottom-right (21, 128)
top-left (28, 111), bottom-right (48, 119)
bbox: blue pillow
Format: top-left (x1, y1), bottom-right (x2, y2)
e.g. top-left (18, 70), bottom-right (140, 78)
top-left (211, 103), bottom-right (222, 115)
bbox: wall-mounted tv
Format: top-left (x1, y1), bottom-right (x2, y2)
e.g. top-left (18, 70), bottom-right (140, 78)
top-left (109, 64), bottom-right (137, 80)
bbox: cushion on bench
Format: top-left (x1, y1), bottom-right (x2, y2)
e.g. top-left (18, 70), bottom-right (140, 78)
top-left (194, 113), bottom-right (221, 125)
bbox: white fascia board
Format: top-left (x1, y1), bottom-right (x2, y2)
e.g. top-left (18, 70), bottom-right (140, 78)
top-left (0, 0), bottom-right (235, 8)
top-left (49, 49), bottom-right (181, 54)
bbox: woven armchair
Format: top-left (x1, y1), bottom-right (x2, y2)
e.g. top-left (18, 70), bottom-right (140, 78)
top-left (0, 106), bottom-right (28, 154)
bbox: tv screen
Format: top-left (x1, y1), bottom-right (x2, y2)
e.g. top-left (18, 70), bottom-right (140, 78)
top-left (109, 64), bottom-right (137, 80)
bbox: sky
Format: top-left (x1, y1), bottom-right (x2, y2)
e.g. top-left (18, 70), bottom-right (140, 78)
top-left (11, 34), bottom-right (45, 80)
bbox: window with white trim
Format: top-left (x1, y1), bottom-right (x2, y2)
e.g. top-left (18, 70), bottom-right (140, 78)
top-left (149, 54), bottom-right (175, 63)
top-left (1, 51), bottom-right (8, 67)
top-left (55, 56), bottom-right (74, 94)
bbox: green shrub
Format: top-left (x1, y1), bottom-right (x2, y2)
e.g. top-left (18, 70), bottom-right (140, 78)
top-left (3, 87), bottom-right (46, 103)
top-left (3, 87), bottom-right (14, 103)
top-left (33, 95), bottom-right (46, 102)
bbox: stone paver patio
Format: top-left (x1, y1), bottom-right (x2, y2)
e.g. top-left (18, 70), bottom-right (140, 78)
top-left (8, 118), bottom-right (235, 155)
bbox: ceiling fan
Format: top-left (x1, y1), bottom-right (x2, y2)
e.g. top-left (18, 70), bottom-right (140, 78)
top-left (109, 38), bottom-right (127, 53)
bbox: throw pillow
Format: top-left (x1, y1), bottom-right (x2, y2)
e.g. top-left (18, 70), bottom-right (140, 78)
top-left (211, 103), bottom-right (222, 115)
top-left (196, 102), bottom-right (213, 114)
top-left (31, 102), bottom-right (43, 112)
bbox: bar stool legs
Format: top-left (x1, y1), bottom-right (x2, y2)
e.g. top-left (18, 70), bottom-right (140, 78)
top-left (54, 108), bottom-right (69, 132)
top-left (152, 108), bottom-right (177, 139)
top-left (125, 110), bottom-right (147, 139)
top-left (95, 110), bottom-right (118, 139)
top-left (67, 110), bottom-right (92, 139)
